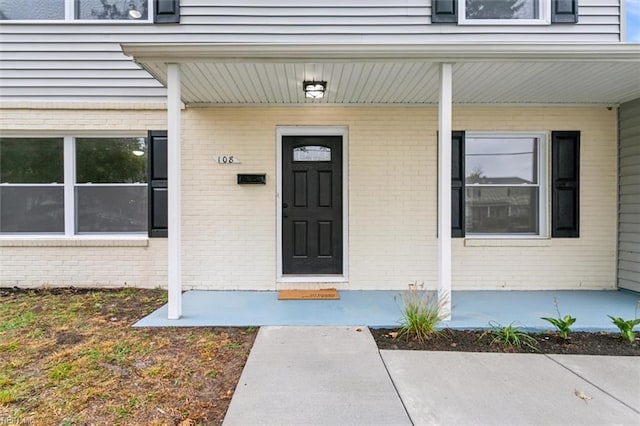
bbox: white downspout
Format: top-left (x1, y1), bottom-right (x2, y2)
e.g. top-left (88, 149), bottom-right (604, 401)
top-left (438, 63), bottom-right (453, 320)
top-left (167, 63), bottom-right (182, 320)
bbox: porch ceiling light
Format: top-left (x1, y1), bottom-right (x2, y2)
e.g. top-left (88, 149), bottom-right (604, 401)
top-left (303, 81), bottom-right (327, 99)
top-left (128, 9), bottom-right (143, 19)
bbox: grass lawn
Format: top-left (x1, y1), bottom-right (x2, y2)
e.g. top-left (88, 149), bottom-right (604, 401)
top-left (0, 288), bottom-right (256, 425)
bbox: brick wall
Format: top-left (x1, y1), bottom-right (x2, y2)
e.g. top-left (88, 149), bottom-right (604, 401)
top-left (0, 106), bottom-right (618, 290)
top-left (0, 107), bottom-right (168, 288)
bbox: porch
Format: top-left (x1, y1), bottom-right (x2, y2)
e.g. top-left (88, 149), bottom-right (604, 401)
top-left (134, 289), bottom-right (640, 331)
top-left (121, 43), bottom-right (640, 321)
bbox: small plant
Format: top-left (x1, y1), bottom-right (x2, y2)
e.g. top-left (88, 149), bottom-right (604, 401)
top-left (608, 302), bottom-right (640, 343)
top-left (488, 321), bottom-right (538, 350)
top-left (396, 282), bottom-right (447, 343)
top-left (0, 389), bottom-right (16, 404)
top-left (541, 298), bottom-right (576, 340)
top-left (48, 362), bottom-right (74, 381)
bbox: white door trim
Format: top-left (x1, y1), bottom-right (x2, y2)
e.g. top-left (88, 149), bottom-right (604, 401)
top-left (276, 126), bottom-right (349, 283)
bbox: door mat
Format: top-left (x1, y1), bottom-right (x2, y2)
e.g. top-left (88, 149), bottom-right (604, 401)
top-left (278, 288), bottom-right (340, 300)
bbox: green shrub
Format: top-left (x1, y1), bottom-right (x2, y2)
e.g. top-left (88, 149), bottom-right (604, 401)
top-left (609, 302), bottom-right (640, 343)
top-left (541, 298), bottom-right (576, 340)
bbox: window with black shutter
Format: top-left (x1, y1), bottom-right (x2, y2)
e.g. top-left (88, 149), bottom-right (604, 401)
top-left (432, 0), bottom-right (578, 24)
top-left (451, 130), bottom-right (579, 238)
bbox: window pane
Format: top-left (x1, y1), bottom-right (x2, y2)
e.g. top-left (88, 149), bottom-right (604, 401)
top-left (293, 146), bottom-right (331, 162)
top-left (466, 187), bottom-right (539, 234)
top-left (76, 0), bottom-right (148, 20)
top-left (466, 0), bottom-right (538, 19)
top-left (76, 138), bottom-right (147, 184)
top-left (0, 138), bottom-right (64, 183)
top-left (466, 137), bottom-right (537, 184)
top-left (76, 186), bottom-right (147, 233)
top-left (0, 0), bottom-right (64, 20)
top-left (0, 186), bottom-right (64, 233)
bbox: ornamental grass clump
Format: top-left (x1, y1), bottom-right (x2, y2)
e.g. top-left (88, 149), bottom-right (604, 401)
top-left (397, 282), bottom-right (447, 343)
top-left (488, 321), bottom-right (538, 351)
top-left (541, 298), bottom-right (576, 341)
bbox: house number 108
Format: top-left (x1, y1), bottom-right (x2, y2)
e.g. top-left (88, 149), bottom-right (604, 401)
top-left (217, 156), bottom-right (239, 164)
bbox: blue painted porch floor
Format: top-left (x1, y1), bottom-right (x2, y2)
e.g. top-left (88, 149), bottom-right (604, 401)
top-left (134, 289), bottom-right (640, 331)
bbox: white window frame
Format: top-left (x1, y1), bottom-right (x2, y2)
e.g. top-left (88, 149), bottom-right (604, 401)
top-left (0, 132), bottom-right (148, 239)
top-left (458, 0), bottom-right (551, 25)
top-left (0, 0), bottom-right (152, 23)
top-left (464, 131), bottom-right (548, 239)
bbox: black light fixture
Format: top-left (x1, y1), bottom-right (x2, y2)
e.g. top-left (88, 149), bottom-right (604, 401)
top-left (303, 81), bottom-right (327, 99)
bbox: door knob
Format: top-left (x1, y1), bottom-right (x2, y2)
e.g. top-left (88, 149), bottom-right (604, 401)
top-left (283, 203), bottom-right (288, 208)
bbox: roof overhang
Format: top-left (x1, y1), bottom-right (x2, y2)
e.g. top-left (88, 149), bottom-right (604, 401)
top-left (121, 43), bottom-right (640, 106)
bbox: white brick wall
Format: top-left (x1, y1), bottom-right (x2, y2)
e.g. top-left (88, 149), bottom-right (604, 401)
top-left (0, 106), bottom-right (618, 291)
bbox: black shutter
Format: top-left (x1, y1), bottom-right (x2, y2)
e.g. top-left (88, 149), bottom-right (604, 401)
top-left (551, 0), bottom-right (578, 23)
top-left (148, 130), bottom-right (168, 237)
top-left (154, 0), bottom-right (179, 23)
top-left (452, 131), bottom-right (465, 237)
top-left (552, 131), bottom-right (580, 238)
top-left (432, 0), bottom-right (458, 23)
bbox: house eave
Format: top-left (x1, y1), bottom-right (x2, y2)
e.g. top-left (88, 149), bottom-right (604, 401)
top-left (121, 43), bottom-right (640, 63)
top-left (120, 43), bottom-right (640, 106)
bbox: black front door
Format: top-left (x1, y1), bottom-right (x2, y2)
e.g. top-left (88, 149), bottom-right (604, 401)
top-left (282, 135), bottom-right (343, 274)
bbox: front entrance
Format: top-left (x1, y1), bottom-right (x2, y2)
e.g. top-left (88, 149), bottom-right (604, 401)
top-left (282, 135), bottom-right (343, 274)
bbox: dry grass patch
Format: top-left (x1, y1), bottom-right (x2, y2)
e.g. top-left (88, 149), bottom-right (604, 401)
top-left (0, 288), bottom-right (256, 425)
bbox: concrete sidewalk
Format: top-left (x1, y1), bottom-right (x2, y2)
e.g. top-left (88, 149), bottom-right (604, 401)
top-left (224, 326), bottom-right (640, 426)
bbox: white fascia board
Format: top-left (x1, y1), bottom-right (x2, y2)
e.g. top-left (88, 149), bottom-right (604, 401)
top-left (121, 43), bottom-right (640, 63)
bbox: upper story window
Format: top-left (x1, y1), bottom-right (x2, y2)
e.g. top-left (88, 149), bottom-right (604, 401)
top-left (0, 0), bottom-right (149, 21)
top-left (432, 0), bottom-right (567, 25)
top-left (460, 0), bottom-right (550, 25)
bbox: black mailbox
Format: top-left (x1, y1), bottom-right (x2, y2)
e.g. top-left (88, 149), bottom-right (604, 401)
top-left (237, 174), bottom-right (266, 185)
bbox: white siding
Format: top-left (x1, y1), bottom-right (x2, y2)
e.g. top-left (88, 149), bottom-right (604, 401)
top-left (618, 98), bottom-right (640, 292)
top-left (0, 0), bottom-right (622, 103)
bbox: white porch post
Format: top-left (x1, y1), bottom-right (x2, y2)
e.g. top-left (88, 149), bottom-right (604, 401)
top-left (167, 63), bottom-right (182, 320)
top-left (438, 63), bottom-right (453, 320)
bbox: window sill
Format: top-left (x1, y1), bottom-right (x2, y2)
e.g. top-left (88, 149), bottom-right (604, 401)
top-left (0, 20), bottom-right (152, 24)
top-left (456, 19), bottom-right (551, 26)
top-left (464, 238), bottom-right (551, 247)
top-left (0, 237), bottom-right (149, 247)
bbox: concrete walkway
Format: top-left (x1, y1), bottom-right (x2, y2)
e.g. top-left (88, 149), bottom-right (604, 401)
top-left (224, 326), bottom-right (640, 426)
top-left (224, 326), bottom-right (411, 425)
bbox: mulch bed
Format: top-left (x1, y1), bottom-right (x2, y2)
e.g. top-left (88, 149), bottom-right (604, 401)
top-left (372, 328), bottom-right (640, 356)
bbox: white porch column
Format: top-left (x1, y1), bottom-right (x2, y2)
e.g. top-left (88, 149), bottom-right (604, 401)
top-left (437, 63), bottom-right (453, 320)
top-left (167, 63), bottom-right (182, 320)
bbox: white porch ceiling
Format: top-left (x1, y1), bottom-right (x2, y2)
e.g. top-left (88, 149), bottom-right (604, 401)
top-left (124, 44), bottom-right (640, 106)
